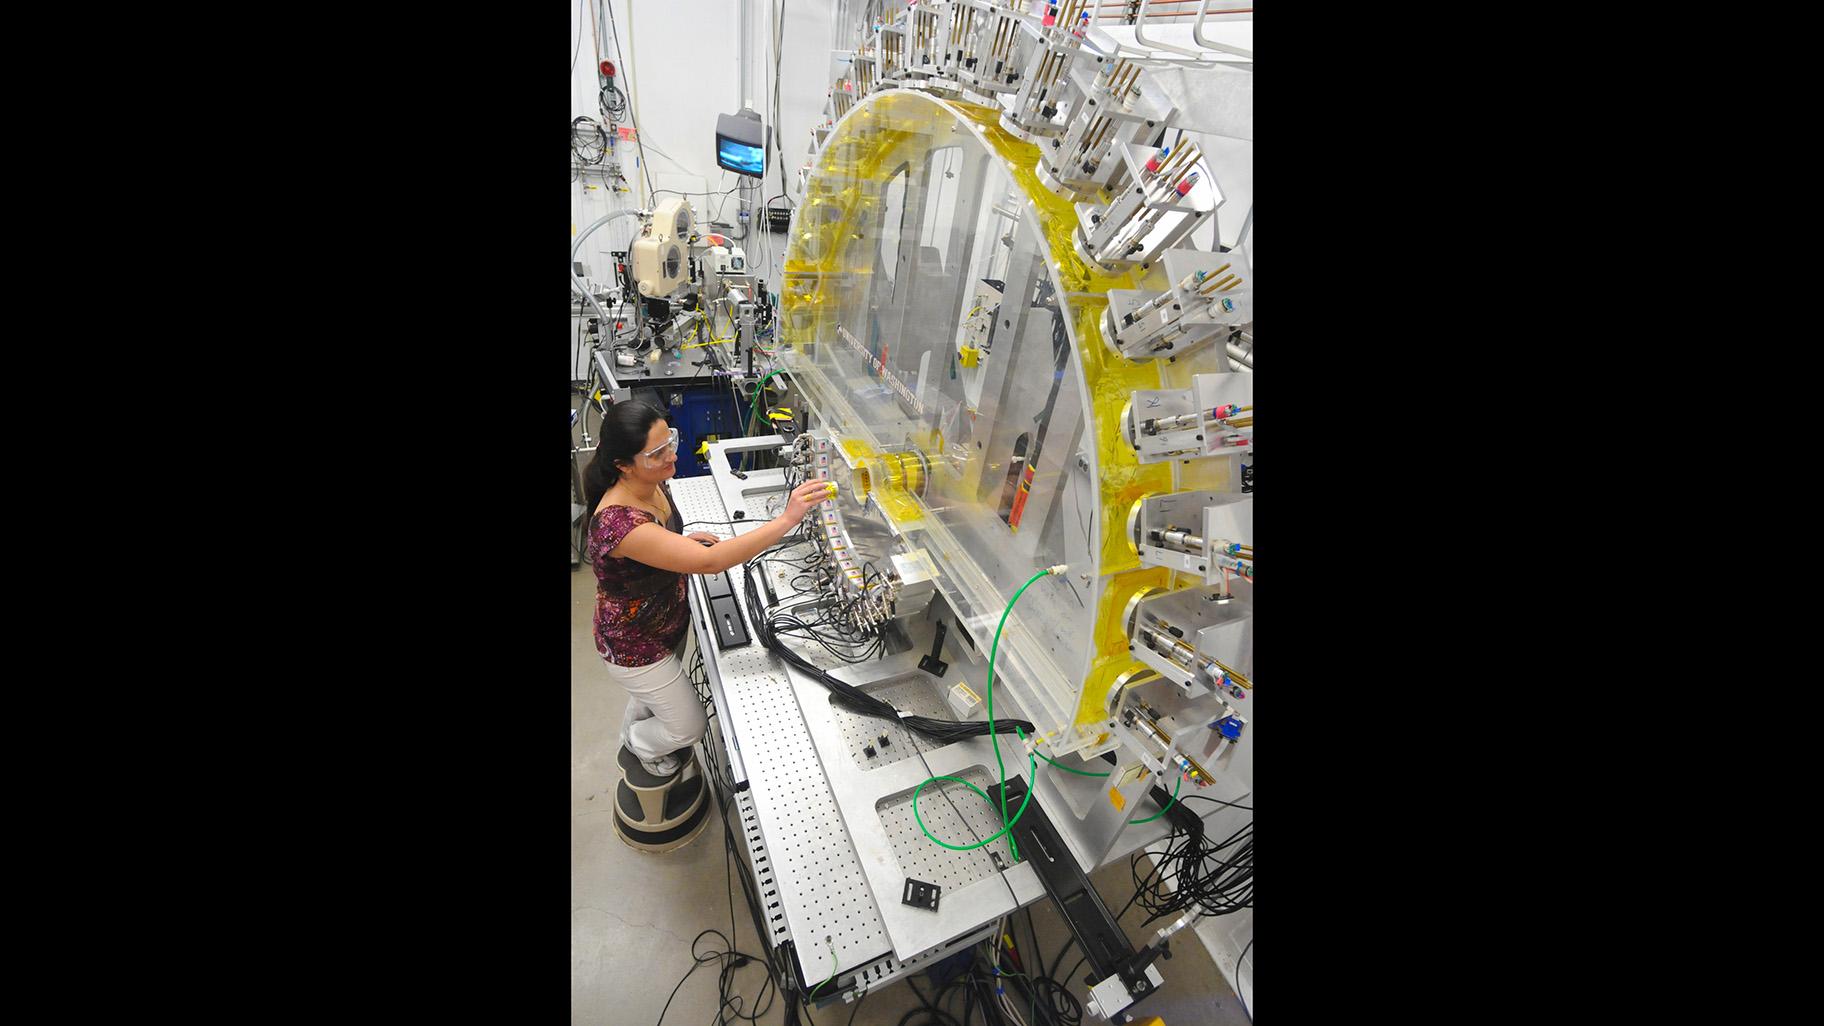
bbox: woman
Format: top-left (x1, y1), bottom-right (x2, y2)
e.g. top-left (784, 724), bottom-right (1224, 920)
top-left (583, 401), bottom-right (831, 777)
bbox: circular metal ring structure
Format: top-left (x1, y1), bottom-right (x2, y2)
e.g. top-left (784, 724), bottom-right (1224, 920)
top-left (1123, 585), bottom-right (1163, 641)
top-left (776, 89), bottom-right (1223, 750)
top-left (1125, 491), bottom-right (1157, 559)
top-left (1107, 664), bottom-right (1163, 716)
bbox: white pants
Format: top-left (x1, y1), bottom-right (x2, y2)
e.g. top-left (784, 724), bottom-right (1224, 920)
top-left (604, 635), bottom-right (707, 764)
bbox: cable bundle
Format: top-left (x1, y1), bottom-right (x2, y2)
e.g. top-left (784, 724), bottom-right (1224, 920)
top-left (1124, 792), bottom-right (1254, 926)
top-left (741, 546), bottom-right (1034, 744)
top-left (895, 912), bottom-right (1084, 1026)
top-left (571, 116), bottom-right (608, 166)
top-left (599, 79), bottom-right (627, 123)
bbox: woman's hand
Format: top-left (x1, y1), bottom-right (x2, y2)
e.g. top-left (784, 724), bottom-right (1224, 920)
top-left (781, 480), bottom-right (835, 525)
top-left (685, 531), bottom-right (720, 546)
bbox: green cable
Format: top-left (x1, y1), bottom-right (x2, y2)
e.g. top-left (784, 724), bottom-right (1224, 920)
top-left (808, 936), bottom-right (836, 998)
top-left (910, 749), bottom-right (1039, 851)
top-left (909, 568), bottom-right (1081, 860)
top-left (987, 568), bottom-right (1055, 863)
top-left (738, 368), bottom-right (787, 474)
top-left (1129, 771), bottom-right (1182, 825)
top-left (1010, 725), bottom-right (1179, 823)
top-left (1036, 752), bottom-right (1111, 776)
top-left (747, 369), bottom-right (785, 432)
top-left (1014, 726), bottom-right (1111, 777)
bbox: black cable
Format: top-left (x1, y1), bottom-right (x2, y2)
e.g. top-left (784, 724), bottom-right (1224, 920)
top-left (574, 295), bottom-right (591, 383)
top-left (897, 1005), bottom-right (963, 1026)
top-left (655, 929), bottom-right (761, 1026)
top-left (707, 740), bottom-right (802, 1026)
top-left (844, 988), bottom-right (868, 1026)
top-left (1021, 905), bottom-right (1065, 1015)
top-left (1235, 938), bottom-right (1253, 1021)
top-left (1062, 955), bottom-right (1087, 990)
top-left (1116, 796), bottom-right (1253, 929)
top-left (771, 1), bottom-right (789, 207)
top-left (1181, 793), bottom-right (1255, 812)
top-left (599, 79), bottom-right (627, 122)
top-left (571, 115), bottom-right (608, 166)
top-left (1046, 935), bottom-right (1074, 987)
top-left (743, 541), bottom-right (1027, 746)
top-left (603, 0), bottom-right (656, 199)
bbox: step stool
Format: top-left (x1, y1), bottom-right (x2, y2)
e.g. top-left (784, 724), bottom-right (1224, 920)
top-left (611, 745), bottom-right (710, 854)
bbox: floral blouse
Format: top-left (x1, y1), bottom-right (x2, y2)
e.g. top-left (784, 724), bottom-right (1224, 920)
top-left (588, 492), bottom-right (689, 667)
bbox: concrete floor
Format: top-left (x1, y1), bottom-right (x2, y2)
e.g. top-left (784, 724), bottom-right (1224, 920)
top-left (574, 567), bottom-right (1250, 1025)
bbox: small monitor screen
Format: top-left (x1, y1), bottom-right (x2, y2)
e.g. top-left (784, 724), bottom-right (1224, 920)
top-left (717, 135), bottom-right (765, 178)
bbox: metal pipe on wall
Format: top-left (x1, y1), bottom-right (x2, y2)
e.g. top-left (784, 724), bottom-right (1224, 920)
top-left (734, 0), bottom-right (755, 242)
top-left (1092, 1), bottom-right (1254, 10)
top-left (1134, 0), bottom-right (1205, 58)
top-left (1194, 1), bottom-right (1255, 58)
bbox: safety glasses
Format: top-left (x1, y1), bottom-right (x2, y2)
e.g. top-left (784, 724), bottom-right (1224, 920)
top-left (637, 427), bottom-right (681, 462)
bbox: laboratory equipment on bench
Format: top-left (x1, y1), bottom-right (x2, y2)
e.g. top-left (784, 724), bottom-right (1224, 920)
top-left (643, 3), bottom-right (1256, 1019)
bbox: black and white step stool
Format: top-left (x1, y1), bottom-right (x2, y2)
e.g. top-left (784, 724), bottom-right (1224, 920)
top-left (611, 745), bottom-right (709, 853)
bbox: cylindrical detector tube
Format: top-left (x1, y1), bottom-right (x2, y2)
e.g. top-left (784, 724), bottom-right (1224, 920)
top-left (1150, 527), bottom-right (1205, 555)
top-left (1138, 623), bottom-right (1226, 690)
top-left (1141, 410), bottom-right (1201, 435)
top-left (1127, 703), bottom-right (1213, 783)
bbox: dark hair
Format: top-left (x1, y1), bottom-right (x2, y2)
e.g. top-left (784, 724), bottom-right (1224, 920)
top-left (582, 401), bottom-right (668, 517)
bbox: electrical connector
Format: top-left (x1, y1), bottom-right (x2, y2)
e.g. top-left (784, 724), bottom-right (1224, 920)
top-left (1046, 564), bottom-right (1068, 576)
